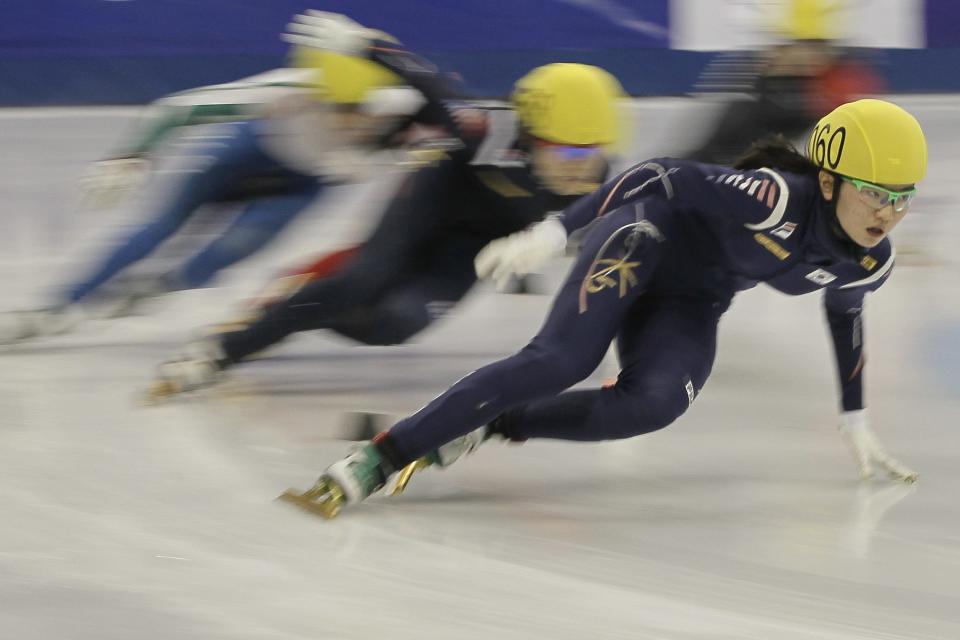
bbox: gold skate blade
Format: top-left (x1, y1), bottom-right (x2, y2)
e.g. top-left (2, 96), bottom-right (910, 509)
top-left (142, 380), bottom-right (179, 405)
top-left (277, 480), bottom-right (346, 519)
top-left (388, 458), bottom-right (432, 497)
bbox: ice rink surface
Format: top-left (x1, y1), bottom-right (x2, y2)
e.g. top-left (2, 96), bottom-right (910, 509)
top-left (1, 98), bottom-right (958, 639)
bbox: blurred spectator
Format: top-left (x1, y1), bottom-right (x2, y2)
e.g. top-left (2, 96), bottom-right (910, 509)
top-left (687, 0), bottom-right (884, 164)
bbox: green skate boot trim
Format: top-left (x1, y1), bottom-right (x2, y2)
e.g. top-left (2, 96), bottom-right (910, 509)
top-left (278, 477), bottom-right (347, 519)
top-left (325, 443), bottom-right (388, 503)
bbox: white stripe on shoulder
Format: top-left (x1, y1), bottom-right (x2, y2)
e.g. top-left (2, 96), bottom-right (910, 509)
top-left (744, 168), bottom-right (789, 231)
top-left (839, 248), bottom-right (896, 289)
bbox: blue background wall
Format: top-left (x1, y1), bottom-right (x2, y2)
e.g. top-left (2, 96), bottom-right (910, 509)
top-left (2, 0), bottom-right (959, 105)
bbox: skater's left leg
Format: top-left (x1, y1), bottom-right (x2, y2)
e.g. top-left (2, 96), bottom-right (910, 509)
top-left (168, 180), bottom-right (323, 290)
top-left (379, 295), bottom-right (725, 497)
top-left (147, 234), bottom-right (480, 401)
top-left (223, 232), bottom-right (480, 358)
top-left (491, 295), bottom-right (724, 441)
top-left (326, 233), bottom-right (485, 346)
top-left (148, 231), bottom-right (479, 399)
top-left (209, 161), bottom-right (458, 363)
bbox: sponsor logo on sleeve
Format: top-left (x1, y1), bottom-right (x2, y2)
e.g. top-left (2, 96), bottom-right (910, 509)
top-left (753, 233), bottom-right (791, 260)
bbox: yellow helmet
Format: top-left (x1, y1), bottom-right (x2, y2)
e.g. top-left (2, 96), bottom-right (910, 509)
top-left (289, 43), bottom-right (402, 104)
top-left (807, 99), bottom-right (927, 185)
top-left (512, 63), bottom-right (624, 146)
top-left (778, 0), bottom-right (837, 41)
top-left (288, 45), bottom-right (326, 92)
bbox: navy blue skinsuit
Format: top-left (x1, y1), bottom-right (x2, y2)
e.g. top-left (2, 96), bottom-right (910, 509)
top-left (384, 159), bottom-right (893, 465)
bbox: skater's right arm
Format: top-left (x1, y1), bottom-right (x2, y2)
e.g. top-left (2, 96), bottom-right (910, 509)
top-left (474, 158), bottom-right (808, 286)
top-left (285, 11), bottom-right (474, 153)
top-left (115, 100), bottom-right (247, 159)
top-left (82, 71), bottom-right (312, 207)
top-left (113, 70), bottom-right (311, 159)
top-left (80, 96), bottom-right (251, 209)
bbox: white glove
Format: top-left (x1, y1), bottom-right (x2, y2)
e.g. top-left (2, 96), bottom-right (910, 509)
top-left (474, 216), bottom-right (567, 290)
top-left (283, 10), bottom-right (374, 56)
top-left (839, 410), bottom-right (918, 483)
top-left (79, 156), bottom-right (150, 209)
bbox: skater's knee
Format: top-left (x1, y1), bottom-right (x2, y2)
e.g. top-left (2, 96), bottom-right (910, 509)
top-left (336, 295), bottom-right (432, 346)
top-left (602, 382), bottom-right (689, 439)
top-left (353, 316), bottom-right (424, 346)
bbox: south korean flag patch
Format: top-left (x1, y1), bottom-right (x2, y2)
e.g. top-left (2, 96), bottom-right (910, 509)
top-left (805, 268), bottom-right (837, 285)
top-left (770, 221), bottom-right (797, 240)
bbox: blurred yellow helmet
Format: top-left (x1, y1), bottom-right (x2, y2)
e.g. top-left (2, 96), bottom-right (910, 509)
top-left (288, 45), bottom-right (326, 91)
top-left (808, 99), bottom-right (927, 185)
top-left (512, 63), bottom-right (624, 146)
top-left (289, 42), bottom-right (402, 104)
top-left (778, 0), bottom-right (837, 41)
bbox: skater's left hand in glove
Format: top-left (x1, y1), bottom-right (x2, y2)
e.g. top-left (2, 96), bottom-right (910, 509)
top-left (284, 10), bottom-right (378, 57)
top-left (475, 216), bottom-right (567, 290)
top-left (839, 409), bottom-right (918, 483)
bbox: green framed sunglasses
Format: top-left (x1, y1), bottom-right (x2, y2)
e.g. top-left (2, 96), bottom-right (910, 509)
top-left (840, 177), bottom-right (918, 213)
